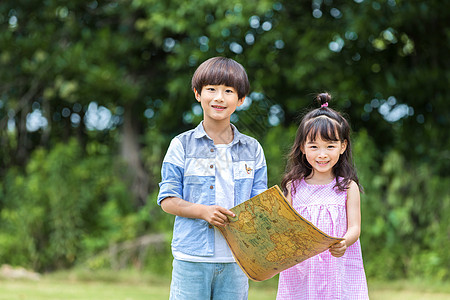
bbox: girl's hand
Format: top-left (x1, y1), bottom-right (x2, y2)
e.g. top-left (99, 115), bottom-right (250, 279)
top-left (329, 240), bottom-right (347, 257)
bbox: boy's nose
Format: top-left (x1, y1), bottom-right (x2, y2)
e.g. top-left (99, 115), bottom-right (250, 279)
top-left (213, 91), bottom-right (224, 101)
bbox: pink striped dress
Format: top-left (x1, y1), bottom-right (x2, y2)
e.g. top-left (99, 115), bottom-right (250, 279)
top-left (277, 178), bottom-right (369, 300)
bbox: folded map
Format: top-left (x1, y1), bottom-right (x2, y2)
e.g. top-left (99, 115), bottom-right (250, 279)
top-left (218, 185), bottom-right (344, 281)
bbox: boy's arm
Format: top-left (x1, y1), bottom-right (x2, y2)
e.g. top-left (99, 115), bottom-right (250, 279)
top-left (157, 137), bottom-right (234, 227)
top-left (161, 197), bottom-right (235, 227)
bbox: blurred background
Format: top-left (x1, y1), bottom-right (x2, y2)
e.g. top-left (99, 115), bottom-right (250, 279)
top-left (0, 0), bottom-right (448, 294)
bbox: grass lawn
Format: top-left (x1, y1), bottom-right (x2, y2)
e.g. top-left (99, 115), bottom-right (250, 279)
top-left (0, 270), bottom-right (448, 300)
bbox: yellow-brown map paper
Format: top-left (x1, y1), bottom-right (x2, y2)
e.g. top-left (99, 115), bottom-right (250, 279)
top-left (218, 185), bottom-right (344, 281)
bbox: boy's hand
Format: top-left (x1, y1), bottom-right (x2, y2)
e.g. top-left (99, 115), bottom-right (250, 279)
top-left (329, 240), bottom-right (347, 257)
top-left (202, 205), bottom-right (235, 227)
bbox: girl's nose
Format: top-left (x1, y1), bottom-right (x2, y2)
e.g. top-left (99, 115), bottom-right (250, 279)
top-left (318, 150), bottom-right (327, 157)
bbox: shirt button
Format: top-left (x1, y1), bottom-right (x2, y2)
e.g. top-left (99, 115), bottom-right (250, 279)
top-left (210, 185), bottom-right (214, 189)
top-left (210, 165), bottom-right (214, 169)
top-left (209, 225), bottom-right (213, 229)
top-left (210, 148), bottom-right (214, 152)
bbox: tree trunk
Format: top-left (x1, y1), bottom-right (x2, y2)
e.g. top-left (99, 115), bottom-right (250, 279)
top-left (120, 105), bottom-right (149, 207)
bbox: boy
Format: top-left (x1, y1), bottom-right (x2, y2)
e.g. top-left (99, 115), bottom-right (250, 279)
top-left (157, 57), bottom-right (267, 299)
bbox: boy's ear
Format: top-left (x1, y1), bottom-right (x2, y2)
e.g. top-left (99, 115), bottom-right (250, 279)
top-left (340, 139), bottom-right (348, 154)
top-left (237, 96), bottom-right (245, 107)
top-left (194, 88), bottom-right (201, 102)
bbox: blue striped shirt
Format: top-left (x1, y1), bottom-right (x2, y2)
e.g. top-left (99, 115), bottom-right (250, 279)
top-left (158, 122), bottom-right (267, 256)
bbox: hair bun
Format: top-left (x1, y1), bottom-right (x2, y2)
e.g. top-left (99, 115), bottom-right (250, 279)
top-left (316, 92), bottom-right (331, 106)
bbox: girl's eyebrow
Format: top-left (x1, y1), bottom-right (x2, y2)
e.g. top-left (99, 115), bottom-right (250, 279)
top-left (306, 140), bottom-right (339, 144)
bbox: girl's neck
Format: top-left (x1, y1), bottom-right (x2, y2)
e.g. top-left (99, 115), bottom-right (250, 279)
top-left (202, 120), bottom-right (234, 145)
top-left (304, 171), bottom-right (335, 185)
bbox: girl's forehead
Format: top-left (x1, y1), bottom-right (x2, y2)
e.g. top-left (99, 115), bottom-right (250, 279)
top-left (305, 128), bottom-right (341, 141)
top-left (305, 133), bottom-right (339, 142)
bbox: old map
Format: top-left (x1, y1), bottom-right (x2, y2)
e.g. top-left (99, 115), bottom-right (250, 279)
top-left (218, 185), bottom-right (343, 281)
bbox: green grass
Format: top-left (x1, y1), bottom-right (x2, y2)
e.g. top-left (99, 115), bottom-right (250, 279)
top-left (0, 270), bottom-right (449, 300)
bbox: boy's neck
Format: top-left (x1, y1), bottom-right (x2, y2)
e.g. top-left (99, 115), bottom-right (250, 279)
top-left (202, 119), bottom-right (234, 145)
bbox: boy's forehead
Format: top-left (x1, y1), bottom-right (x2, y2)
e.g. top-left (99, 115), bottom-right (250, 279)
top-left (203, 84), bottom-right (236, 89)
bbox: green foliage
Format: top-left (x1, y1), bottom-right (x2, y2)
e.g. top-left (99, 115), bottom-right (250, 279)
top-left (0, 139), bottom-right (137, 271)
top-left (262, 125), bottom-right (297, 187)
top-left (353, 131), bottom-right (450, 280)
top-left (0, 0), bottom-right (448, 283)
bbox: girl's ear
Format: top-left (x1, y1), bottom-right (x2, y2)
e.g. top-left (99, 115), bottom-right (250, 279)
top-left (340, 139), bottom-right (348, 154)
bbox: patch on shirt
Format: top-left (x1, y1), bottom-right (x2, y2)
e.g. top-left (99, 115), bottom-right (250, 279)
top-left (245, 164), bottom-right (253, 174)
top-left (234, 161), bottom-right (255, 179)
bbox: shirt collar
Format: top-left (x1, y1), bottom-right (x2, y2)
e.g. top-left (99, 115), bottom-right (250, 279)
top-left (193, 121), bottom-right (247, 145)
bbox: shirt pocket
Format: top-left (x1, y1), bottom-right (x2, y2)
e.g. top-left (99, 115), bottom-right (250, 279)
top-left (183, 176), bottom-right (208, 204)
top-left (233, 161), bottom-right (255, 180)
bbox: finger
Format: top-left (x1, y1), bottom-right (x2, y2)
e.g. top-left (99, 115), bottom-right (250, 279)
top-left (221, 208), bottom-right (235, 218)
top-left (213, 211), bottom-right (231, 224)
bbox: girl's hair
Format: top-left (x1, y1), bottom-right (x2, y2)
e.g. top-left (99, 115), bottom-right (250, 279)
top-left (191, 57), bottom-right (250, 99)
top-left (281, 92), bottom-right (362, 195)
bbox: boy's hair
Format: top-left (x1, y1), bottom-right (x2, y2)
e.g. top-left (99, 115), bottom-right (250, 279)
top-left (281, 92), bottom-right (361, 194)
top-left (191, 57), bottom-right (250, 99)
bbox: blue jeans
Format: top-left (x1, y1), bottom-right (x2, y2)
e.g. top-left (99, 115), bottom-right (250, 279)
top-left (169, 259), bottom-right (249, 300)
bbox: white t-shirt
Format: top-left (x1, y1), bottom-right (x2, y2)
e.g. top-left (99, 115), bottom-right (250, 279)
top-left (173, 143), bottom-right (235, 263)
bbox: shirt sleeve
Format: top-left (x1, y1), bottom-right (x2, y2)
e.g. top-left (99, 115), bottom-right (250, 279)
top-left (157, 137), bottom-right (185, 205)
top-left (251, 142), bottom-right (268, 198)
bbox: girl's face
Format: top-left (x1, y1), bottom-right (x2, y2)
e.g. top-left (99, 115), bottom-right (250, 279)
top-left (302, 134), bottom-right (347, 178)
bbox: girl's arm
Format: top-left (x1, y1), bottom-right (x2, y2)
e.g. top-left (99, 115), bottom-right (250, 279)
top-left (329, 180), bottom-right (361, 257)
top-left (161, 197), bottom-right (235, 227)
top-left (285, 181), bottom-right (293, 205)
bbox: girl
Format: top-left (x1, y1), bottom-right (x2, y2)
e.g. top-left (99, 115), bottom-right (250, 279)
top-left (277, 93), bottom-right (369, 299)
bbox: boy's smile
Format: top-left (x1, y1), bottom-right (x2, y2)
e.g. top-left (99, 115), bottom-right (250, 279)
top-left (212, 104), bottom-right (226, 111)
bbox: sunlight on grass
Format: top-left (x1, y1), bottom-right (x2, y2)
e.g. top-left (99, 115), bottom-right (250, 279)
top-left (0, 270), bottom-right (448, 300)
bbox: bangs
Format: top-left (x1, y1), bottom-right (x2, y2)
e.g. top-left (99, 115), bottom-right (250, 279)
top-left (206, 64), bottom-right (242, 89)
top-left (305, 116), bottom-right (341, 142)
top-left (192, 57), bottom-right (249, 99)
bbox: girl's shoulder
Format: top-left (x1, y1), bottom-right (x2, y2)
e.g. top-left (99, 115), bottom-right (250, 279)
top-left (347, 180), bottom-right (360, 193)
top-left (335, 177), bottom-right (360, 191)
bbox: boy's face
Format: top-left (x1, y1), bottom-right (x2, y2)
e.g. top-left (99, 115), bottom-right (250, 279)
top-left (194, 84), bottom-right (244, 123)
